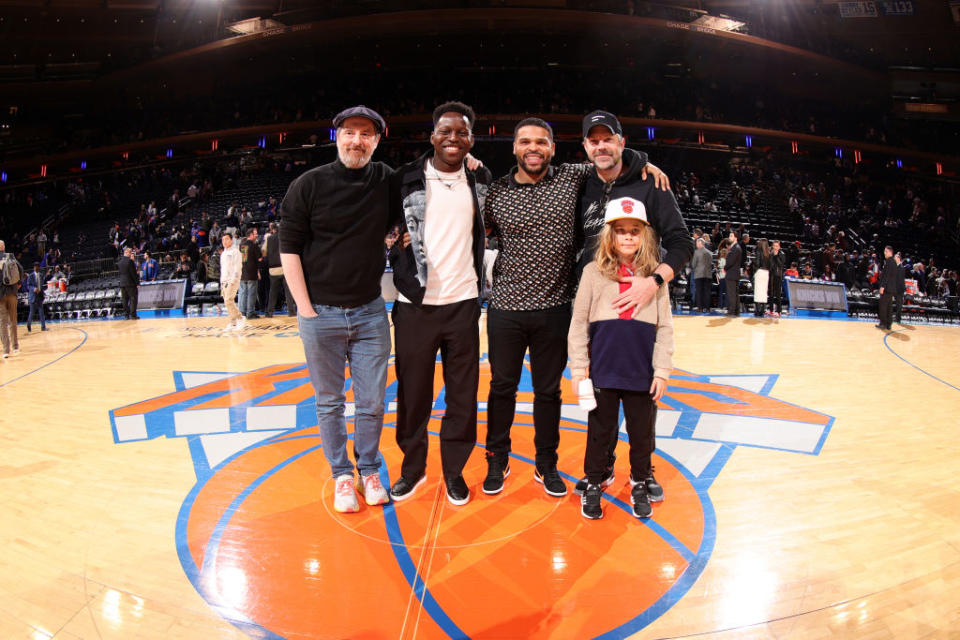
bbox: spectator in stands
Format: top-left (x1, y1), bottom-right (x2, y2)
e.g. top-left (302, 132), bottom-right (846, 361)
top-left (724, 232), bottom-right (742, 316)
top-left (142, 252), bottom-right (158, 282)
top-left (209, 221), bottom-right (222, 248)
top-left (239, 226), bottom-right (261, 320)
top-left (196, 252), bottom-right (210, 285)
top-left (689, 237), bottom-right (713, 313)
top-left (37, 230), bottom-right (47, 255)
top-left (0, 241), bottom-right (25, 358)
top-left (118, 247), bottom-right (140, 321)
top-left (25, 262), bottom-right (47, 333)
top-left (175, 253), bottom-right (193, 285)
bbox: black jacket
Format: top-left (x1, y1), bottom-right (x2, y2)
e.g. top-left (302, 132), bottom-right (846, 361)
top-left (895, 263), bottom-right (907, 296)
top-left (389, 151), bottom-right (493, 306)
top-left (879, 257), bottom-right (898, 293)
top-left (118, 256), bottom-right (139, 287)
top-left (769, 251), bottom-right (786, 279)
top-left (576, 147), bottom-right (693, 279)
top-left (724, 243), bottom-right (742, 281)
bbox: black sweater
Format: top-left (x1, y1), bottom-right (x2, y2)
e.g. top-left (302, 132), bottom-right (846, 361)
top-left (279, 159), bottom-right (399, 306)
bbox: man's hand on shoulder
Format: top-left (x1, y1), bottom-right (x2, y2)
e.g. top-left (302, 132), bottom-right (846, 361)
top-left (641, 162), bottom-right (670, 192)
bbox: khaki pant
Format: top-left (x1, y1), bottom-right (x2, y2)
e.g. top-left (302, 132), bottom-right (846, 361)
top-left (0, 293), bottom-right (19, 355)
top-left (221, 281), bottom-right (242, 324)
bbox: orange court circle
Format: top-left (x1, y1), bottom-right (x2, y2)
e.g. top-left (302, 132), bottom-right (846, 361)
top-left (179, 413), bottom-right (712, 640)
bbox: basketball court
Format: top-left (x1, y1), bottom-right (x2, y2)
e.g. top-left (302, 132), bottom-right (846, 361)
top-left (2, 313), bottom-right (958, 639)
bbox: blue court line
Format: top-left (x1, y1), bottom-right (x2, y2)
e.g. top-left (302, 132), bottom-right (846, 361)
top-left (883, 330), bottom-right (960, 392)
top-left (0, 327), bottom-right (87, 389)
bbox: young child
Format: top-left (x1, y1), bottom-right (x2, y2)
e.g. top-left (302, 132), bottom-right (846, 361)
top-left (568, 196), bottom-right (674, 520)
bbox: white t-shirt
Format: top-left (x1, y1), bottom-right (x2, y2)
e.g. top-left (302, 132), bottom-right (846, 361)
top-left (398, 160), bottom-right (478, 306)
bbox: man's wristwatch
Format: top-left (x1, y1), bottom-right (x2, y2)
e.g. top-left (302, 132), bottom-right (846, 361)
top-left (652, 273), bottom-right (664, 287)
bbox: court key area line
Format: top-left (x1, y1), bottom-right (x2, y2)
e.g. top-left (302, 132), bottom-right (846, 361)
top-left (0, 327), bottom-right (88, 389)
top-left (883, 330), bottom-right (960, 392)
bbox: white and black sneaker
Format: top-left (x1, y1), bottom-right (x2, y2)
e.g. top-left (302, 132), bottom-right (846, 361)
top-left (630, 469), bottom-right (664, 503)
top-left (445, 475), bottom-right (470, 506)
top-left (389, 474), bottom-right (427, 502)
top-left (580, 483), bottom-right (603, 519)
top-left (631, 482), bottom-right (652, 518)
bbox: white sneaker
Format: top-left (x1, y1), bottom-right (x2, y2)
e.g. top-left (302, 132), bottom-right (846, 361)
top-left (11, 348), bottom-right (19, 355)
top-left (333, 475), bottom-right (359, 513)
top-left (358, 473), bottom-right (390, 506)
top-left (235, 317), bottom-right (247, 331)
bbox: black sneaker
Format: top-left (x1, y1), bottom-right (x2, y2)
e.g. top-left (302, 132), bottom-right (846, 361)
top-left (482, 453), bottom-right (510, 495)
top-left (580, 483), bottom-right (603, 519)
top-left (630, 471), bottom-right (664, 503)
top-left (445, 475), bottom-right (470, 506)
top-left (574, 468), bottom-right (615, 496)
top-left (631, 483), bottom-right (652, 518)
top-left (389, 474), bottom-right (426, 502)
top-left (534, 465), bottom-right (567, 497)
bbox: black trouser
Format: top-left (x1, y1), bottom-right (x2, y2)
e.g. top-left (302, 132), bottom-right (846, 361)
top-left (725, 277), bottom-right (740, 315)
top-left (694, 277), bottom-right (712, 310)
top-left (894, 292), bottom-right (904, 323)
top-left (393, 299), bottom-right (480, 481)
top-left (28, 298), bottom-right (46, 329)
top-left (585, 387), bottom-right (656, 484)
top-left (485, 303), bottom-right (571, 468)
top-left (769, 275), bottom-right (783, 313)
top-left (878, 291), bottom-right (894, 328)
top-left (267, 274), bottom-right (284, 315)
top-left (121, 286), bottom-right (138, 318)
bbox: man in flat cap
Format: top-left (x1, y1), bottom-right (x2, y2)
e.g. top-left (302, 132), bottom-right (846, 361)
top-left (280, 105), bottom-right (399, 513)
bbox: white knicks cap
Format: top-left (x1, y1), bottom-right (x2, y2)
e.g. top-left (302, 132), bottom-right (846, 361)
top-left (604, 196), bottom-right (648, 225)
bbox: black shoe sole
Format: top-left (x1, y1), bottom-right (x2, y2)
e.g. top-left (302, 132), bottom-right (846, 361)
top-left (389, 475), bottom-right (427, 502)
top-left (632, 507), bottom-right (652, 519)
top-left (534, 470), bottom-right (568, 497)
top-left (481, 466), bottom-right (511, 495)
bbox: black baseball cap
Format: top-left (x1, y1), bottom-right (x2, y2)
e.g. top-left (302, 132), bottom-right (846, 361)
top-left (333, 105), bottom-right (386, 134)
top-left (582, 110), bottom-right (623, 138)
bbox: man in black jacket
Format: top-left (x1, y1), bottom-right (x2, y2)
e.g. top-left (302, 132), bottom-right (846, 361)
top-left (768, 240), bottom-right (786, 317)
top-left (387, 101), bottom-right (492, 506)
top-left (118, 247), bottom-right (140, 320)
top-left (876, 246), bottom-right (897, 331)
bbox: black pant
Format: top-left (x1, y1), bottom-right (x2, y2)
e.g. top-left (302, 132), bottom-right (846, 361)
top-left (121, 286), bottom-right (138, 318)
top-left (694, 277), bottom-right (712, 310)
top-left (878, 291), bottom-right (894, 328)
top-left (769, 275), bottom-right (783, 313)
top-left (485, 304), bottom-right (571, 468)
top-left (585, 387), bottom-right (656, 484)
top-left (725, 277), bottom-right (740, 315)
top-left (894, 292), bottom-right (904, 323)
top-left (393, 299), bottom-right (480, 481)
top-left (267, 274), bottom-right (285, 316)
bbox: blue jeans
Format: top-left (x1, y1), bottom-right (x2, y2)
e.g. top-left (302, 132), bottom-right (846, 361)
top-left (238, 280), bottom-right (258, 317)
top-left (298, 297), bottom-right (391, 479)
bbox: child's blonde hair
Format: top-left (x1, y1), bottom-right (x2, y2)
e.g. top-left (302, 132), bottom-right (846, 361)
top-left (595, 222), bottom-right (660, 281)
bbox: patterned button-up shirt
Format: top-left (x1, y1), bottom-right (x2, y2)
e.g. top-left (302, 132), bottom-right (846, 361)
top-left (484, 163), bottom-right (590, 310)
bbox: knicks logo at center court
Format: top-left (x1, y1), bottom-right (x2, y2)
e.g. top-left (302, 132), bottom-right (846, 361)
top-left (110, 363), bottom-right (833, 639)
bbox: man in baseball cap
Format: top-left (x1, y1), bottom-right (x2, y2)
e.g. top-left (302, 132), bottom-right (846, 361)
top-left (582, 110), bottom-right (623, 139)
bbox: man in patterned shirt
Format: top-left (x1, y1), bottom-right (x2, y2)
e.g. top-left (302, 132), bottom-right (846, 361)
top-left (481, 117), bottom-right (669, 497)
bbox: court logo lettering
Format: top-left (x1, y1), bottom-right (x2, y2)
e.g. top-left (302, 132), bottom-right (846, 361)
top-left (110, 364), bottom-right (833, 639)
